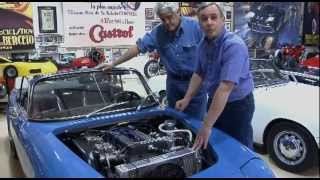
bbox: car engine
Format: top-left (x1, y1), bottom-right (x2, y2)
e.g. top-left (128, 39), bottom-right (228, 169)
top-left (59, 116), bottom-right (215, 178)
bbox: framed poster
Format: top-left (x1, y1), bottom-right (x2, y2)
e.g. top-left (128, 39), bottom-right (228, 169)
top-left (145, 8), bottom-right (154, 20)
top-left (38, 6), bottom-right (57, 33)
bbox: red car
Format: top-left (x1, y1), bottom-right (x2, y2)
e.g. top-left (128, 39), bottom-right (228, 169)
top-left (274, 45), bottom-right (319, 71)
top-left (70, 48), bottom-right (105, 69)
top-left (282, 45), bottom-right (305, 60)
top-left (300, 53), bottom-right (319, 69)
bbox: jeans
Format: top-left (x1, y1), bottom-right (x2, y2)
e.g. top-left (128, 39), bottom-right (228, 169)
top-left (208, 92), bottom-right (255, 150)
top-left (166, 78), bottom-right (207, 121)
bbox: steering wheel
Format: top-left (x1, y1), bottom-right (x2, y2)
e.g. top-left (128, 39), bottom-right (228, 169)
top-left (113, 91), bottom-right (141, 102)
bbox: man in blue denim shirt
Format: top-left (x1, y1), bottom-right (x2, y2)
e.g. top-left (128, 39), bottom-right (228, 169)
top-left (97, 2), bottom-right (207, 120)
top-left (176, 3), bottom-right (255, 150)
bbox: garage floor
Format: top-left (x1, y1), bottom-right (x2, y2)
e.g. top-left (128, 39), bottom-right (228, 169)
top-left (0, 106), bottom-right (318, 178)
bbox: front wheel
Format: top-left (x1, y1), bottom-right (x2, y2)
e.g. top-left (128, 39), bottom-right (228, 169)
top-left (4, 66), bottom-right (18, 78)
top-left (144, 60), bottom-right (160, 79)
top-left (266, 121), bottom-right (319, 172)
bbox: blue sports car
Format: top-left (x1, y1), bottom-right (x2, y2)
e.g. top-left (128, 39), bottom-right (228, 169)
top-left (7, 68), bottom-right (275, 178)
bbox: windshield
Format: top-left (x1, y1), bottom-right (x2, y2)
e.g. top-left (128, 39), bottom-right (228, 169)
top-left (251, 60), bottom-right (289, 87)
top-left (252, 69), bottom-right (288, 88)
top-left (29, 70), bottom-right (157, 121)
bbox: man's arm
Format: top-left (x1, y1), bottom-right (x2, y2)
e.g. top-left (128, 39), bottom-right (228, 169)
top-left (97, 30), bottom-right (158, 70)
top-left (203, 81), bottom-right (234, 128)
top-left (175, 73), bottom-right (203, 111)
top-left (184, 73), bottom-right (203, 100)
top-left (111, 45), bottom-right (140, 66)
top-left (192, 80), bottom-right (234, 150)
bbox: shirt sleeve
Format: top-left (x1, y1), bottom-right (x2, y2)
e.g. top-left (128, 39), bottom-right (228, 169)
top-left (220, 42), bottom-right (248, 85)
top-left (136, 28), bottom-right (158, 54)
top-left (194, 45), bottom-right (204, 78)
top-left (195, 22), bottom-right (204, 43)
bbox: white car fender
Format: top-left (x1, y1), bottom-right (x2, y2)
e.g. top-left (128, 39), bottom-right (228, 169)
top-left (252, 82), bottom-right (319, 146)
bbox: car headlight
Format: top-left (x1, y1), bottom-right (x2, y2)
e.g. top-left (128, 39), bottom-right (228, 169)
top-left (240, 158), bottom-right (275, 178)
top-left (266, 17), bottom-right (275, 22)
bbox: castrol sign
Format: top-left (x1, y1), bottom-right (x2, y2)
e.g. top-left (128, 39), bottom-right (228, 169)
top-left (63, 2), bottom-right (154, 47)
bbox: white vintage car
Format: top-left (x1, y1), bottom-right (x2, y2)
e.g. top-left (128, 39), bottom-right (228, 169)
top-left (147, 59), bottom-right (319, 173)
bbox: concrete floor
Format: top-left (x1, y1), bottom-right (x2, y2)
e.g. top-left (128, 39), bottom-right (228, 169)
top-left (0, 107), bottom-right (318, 178)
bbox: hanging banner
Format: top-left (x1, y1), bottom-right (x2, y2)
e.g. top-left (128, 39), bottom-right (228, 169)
top-left (63, 2), bottom-right (153, 47)
top-left (0, 2), bottom-right (35, 51)
top-left (302, 2), bottom-right (319, 45)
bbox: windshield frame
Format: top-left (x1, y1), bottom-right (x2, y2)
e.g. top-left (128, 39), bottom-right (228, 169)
top-left (27, 68), bottom-right (159, 121)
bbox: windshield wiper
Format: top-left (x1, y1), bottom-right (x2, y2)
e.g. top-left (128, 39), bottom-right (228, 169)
top-left (86, 101), bottom-right (129, 118)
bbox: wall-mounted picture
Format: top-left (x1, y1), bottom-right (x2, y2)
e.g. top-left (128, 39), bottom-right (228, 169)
top-left (145, 8), bottom-right (154, 20)
top-left (38, 6), bottom-right (57, 33)
top-left (226, 11), bottom-right (232, 20)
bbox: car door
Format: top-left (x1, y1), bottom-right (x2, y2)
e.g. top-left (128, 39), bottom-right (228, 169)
top-left (8, 77), bottom-right (35, 177)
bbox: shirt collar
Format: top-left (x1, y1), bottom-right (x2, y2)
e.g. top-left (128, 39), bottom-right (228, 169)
top-left (205, 26), bottom-right (226, 47)
top-left (164, 16), bottom-right (185, 38)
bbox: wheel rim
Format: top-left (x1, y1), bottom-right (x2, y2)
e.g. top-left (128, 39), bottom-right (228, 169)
top-left (6, 67), bottom-right (17, 78)
top-left (273, 130), bottom-right (307, 166)
top-left (147, 62), bottom-right (159, 77)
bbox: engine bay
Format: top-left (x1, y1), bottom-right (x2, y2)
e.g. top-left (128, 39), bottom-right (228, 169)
top-left (58, 115), bottom-right (215, 178)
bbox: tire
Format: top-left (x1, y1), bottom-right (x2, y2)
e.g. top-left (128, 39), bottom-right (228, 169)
top-left (144, 60), bottom-right (160, 79)
top-left (4, 66), bottom-right (18, 78)
top-left (266, 121), bottom-right (319, 172)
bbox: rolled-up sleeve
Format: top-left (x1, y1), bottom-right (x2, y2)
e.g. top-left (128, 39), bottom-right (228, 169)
top-left (136, 29), bottom-right (158, 54)
top-left (220, 42), bottom-right (248, 85)
top-left (194, 46), bottom-right (204, 78)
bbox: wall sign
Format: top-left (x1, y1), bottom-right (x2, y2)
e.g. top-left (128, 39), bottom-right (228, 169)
top-left (38, 6), bottom-right (57, 33)
top-left (0, 2), bottom-right (35, 51)
top-left (62, 2), bottom-right (155, 47)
